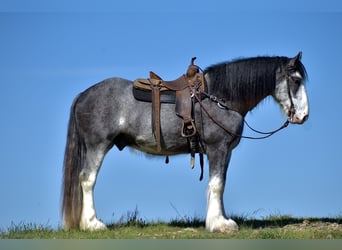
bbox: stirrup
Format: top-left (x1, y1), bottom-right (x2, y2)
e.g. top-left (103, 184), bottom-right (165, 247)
top-left (181, 120), bottom-right (197, 138)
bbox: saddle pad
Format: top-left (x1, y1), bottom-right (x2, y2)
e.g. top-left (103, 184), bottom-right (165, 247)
top-left (132, 86), bottom-right (176, 104)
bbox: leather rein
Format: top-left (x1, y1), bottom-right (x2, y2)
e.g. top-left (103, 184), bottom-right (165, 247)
top-left (191, 69), bottom-right (293, 140)
top-left (194, 92), bottom-right (290, 140)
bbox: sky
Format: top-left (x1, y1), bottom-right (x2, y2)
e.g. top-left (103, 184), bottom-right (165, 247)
top-left (1, 1), bottom-right (342, 230)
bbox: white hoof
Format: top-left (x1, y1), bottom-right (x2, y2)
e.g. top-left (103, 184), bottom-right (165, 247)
top-left (80, 217), bottom-right (107, 231)
top-left (206, 216), bottom-right (239, 233)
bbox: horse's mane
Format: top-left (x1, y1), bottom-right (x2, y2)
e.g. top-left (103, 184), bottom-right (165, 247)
top-left (204, 56), bottom-right (308, 106)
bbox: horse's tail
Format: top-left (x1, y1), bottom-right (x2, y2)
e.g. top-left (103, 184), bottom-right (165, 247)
top-left (61, 97), bottom-right (84, 229)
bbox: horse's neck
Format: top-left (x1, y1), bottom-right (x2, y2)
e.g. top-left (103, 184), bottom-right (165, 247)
top-left (211, 85), bottom-right (272, 116)
top-left (205, 64), bottom-right (278, 115)
top-left (225, 101), bottom-right (262, 117)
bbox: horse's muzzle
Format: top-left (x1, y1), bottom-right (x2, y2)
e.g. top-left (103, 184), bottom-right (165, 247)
top-left (289, 113), bottom-right (309, 124)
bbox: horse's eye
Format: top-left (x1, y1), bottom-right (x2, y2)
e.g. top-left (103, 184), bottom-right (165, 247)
top-left (292, 77), bottom-right (301, 84)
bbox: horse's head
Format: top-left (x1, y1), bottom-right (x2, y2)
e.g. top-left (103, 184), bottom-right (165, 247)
top-left (273, 52), bottom-right (309, 124)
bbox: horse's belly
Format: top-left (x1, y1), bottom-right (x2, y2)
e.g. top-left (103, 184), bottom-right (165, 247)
top-left (133, 134), bottom-right (189, 156)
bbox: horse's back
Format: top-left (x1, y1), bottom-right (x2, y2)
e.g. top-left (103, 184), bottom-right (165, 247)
top-left (77, 77), bottom-right (133, 104)
top-left (73, 77), bottom-right (135, 140)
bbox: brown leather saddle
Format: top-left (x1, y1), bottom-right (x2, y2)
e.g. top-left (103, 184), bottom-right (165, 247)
top-left (133, 58), bottom-right (205, 153)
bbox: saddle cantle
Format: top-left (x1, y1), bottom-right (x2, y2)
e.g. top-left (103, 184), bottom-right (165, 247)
top-left (133, 57), bottom-right (205, 154)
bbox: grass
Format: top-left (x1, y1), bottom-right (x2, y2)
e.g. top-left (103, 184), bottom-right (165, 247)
top-left (1, 210), bottom-right (342, 239)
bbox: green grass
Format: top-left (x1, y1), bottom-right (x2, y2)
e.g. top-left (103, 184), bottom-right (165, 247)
top-left (2, 212), bottom-right (342, 239)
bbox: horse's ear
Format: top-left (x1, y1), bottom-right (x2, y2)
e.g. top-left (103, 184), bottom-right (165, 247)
top-left (296, 51), bottom-right (302, 61)
top-left (289, 51), bottom-right (302, 66)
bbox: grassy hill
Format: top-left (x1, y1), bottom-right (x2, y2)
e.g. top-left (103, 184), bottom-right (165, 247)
top-left (2, 213), bottom-right (342, 239)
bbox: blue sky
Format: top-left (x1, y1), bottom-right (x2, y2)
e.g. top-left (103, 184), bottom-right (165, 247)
top-left (1, 1), bottom-right (342, 230)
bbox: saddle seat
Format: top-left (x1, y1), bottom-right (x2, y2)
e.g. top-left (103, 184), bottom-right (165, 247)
top-left (133, 58), bottom-right (205, 153)
top-left (134, 72), bottom-right (190, 91)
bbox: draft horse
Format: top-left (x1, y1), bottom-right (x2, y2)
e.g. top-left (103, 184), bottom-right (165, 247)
top-left (62, 52), bottom-right (309, 232)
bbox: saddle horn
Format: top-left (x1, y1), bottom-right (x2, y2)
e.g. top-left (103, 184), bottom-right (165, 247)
top-left (187, 57), bottom-right (199, 78)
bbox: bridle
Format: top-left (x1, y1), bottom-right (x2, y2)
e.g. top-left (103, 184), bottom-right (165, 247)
top-left (284, 68), bottom-right (299, 123)
top-left (191, 66), bottom-right (297, 140)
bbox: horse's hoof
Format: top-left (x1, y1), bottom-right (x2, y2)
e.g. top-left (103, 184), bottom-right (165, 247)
top-left (206, 217), bottom-right (239, 233)
top-left (80, 218), bottom-right (107, 231)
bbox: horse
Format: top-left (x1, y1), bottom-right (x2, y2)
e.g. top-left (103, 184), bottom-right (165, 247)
top-left (62, 52), bottom-right (309, 232)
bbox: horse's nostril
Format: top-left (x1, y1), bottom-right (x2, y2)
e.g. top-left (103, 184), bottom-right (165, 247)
top-left (303, 114), bottom-right (309, 122)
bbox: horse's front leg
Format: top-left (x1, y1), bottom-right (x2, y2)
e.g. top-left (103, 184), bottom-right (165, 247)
top-left (206, 146), bottom-right (239, 232)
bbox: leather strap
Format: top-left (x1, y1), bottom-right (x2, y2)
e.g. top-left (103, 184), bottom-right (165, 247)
top-left (150, 81), bottom-right (162, 152)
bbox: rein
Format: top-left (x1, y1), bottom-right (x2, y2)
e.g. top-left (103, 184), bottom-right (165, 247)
top-left (194, 90), bottom-right (290, 140)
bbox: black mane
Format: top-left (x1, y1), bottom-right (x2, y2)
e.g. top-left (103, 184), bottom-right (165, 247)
top-left (204, 56), bottom-right (307, 107)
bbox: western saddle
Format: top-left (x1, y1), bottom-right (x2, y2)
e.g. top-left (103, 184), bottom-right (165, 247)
top-left (133, 58), bottom-right (205, 177)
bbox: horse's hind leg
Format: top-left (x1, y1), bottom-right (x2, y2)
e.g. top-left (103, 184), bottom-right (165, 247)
top-left (79, 147), bottom-right (107, 230)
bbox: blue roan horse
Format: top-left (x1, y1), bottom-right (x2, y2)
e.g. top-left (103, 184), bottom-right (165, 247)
top-left (62, 52), bottom-right (309, 232)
